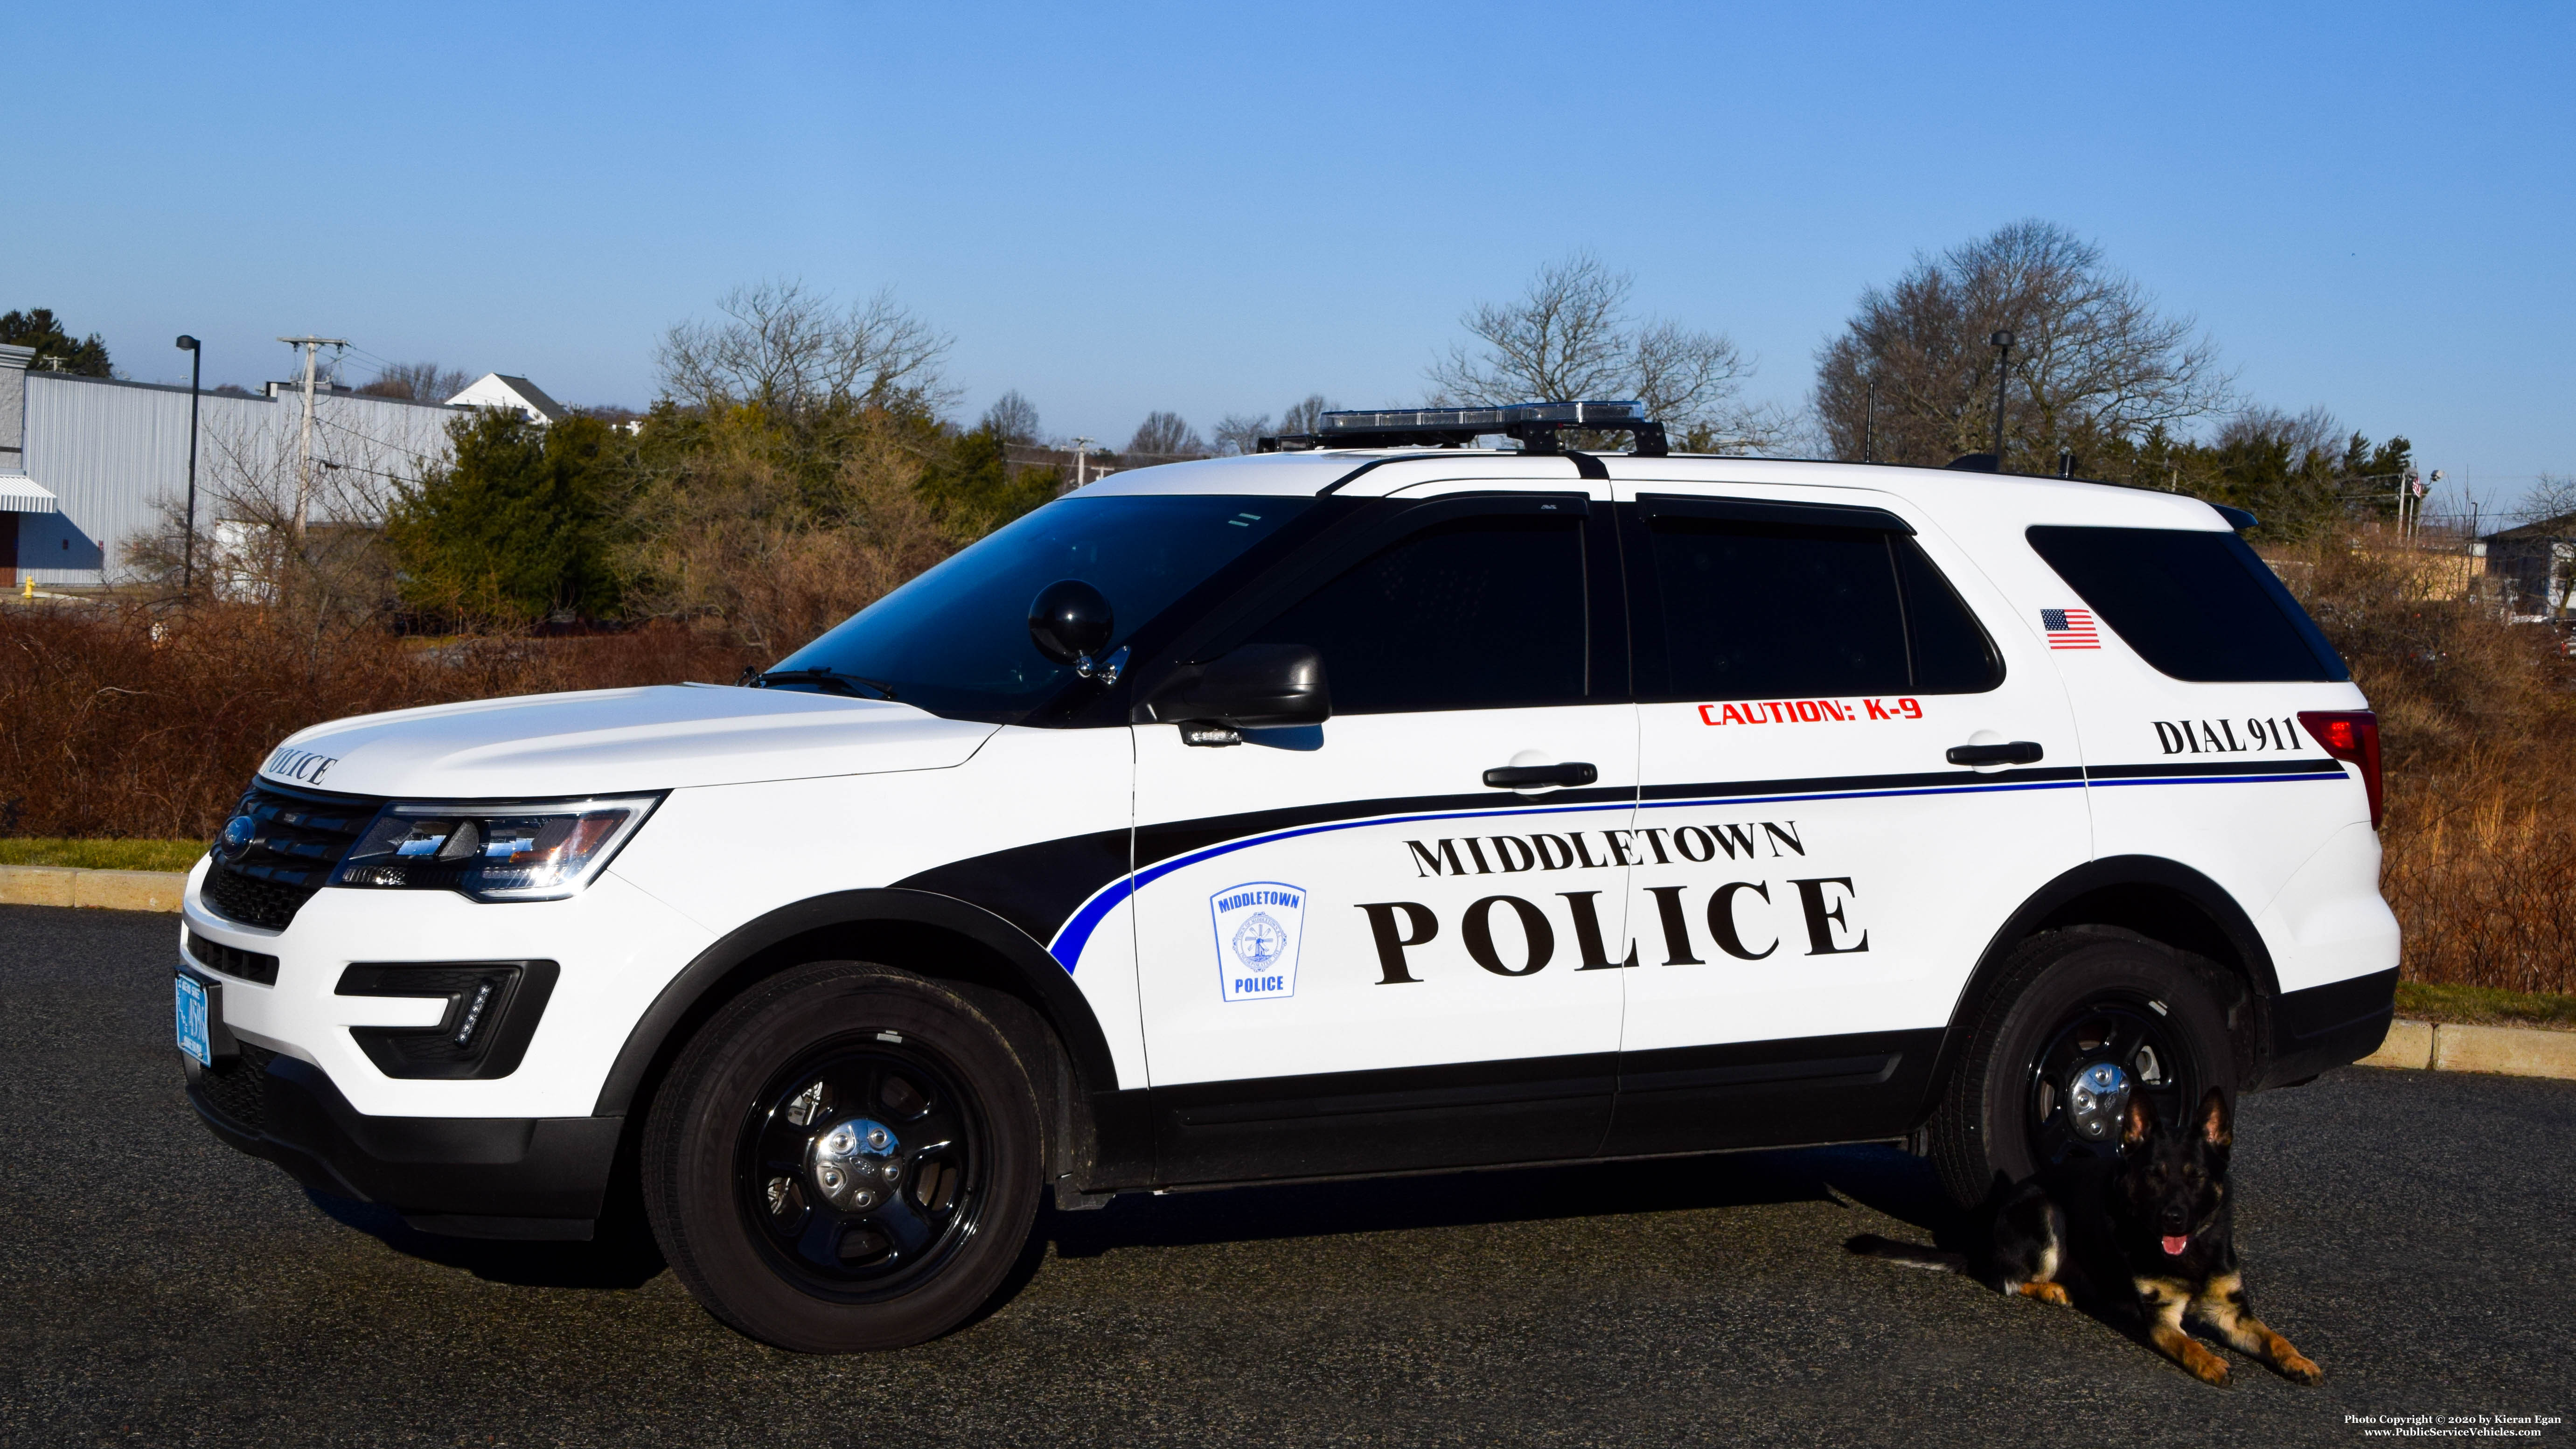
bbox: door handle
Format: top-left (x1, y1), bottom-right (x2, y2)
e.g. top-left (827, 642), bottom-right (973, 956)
top-left (1483, 761), bottom-right (1599, 788)
top-left (1945, 740), bottom-right (2045, 766)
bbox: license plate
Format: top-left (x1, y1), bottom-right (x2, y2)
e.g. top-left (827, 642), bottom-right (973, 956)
top-left (175, 973), bottom-right (211, 1067)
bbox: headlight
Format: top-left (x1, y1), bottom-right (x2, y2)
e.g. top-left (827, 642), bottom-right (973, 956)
top-left (332, 795), bottom-right (661, 902)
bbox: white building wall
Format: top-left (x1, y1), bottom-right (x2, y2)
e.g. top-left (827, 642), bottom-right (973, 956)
top-left (17, 374), bottom-right (462, 586)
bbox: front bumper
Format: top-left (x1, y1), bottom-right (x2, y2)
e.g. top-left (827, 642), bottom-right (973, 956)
top-left (185, 1042), bottom-right (620, 1239)
top-left (174, 857), bottom-right (716, 1237)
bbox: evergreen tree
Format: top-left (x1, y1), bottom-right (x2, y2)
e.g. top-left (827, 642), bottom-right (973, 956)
top-left (386, 411), bottom-right (620, 622)
top-left (0, 308), bottom-right (112, 376)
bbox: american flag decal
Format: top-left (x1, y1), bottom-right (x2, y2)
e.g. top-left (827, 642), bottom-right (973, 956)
top-left (2041, 608), bottom-right (2100, 649)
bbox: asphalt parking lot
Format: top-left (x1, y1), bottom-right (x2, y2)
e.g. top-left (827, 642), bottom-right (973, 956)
top-left (1, 903), bottom-right (2567, 1449)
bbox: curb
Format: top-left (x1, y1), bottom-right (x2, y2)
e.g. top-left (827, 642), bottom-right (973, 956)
top-left (2358, 1017), bottom-right (2576, 1082)
top-left (0, 864), bottom-right (191, 913)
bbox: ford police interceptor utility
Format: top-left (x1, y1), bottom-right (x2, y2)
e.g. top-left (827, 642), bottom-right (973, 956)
top-left (175, 403), bottom-right (2399, 1351)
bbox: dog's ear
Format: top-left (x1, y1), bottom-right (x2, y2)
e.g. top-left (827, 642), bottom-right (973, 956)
top-left (2197, 1087), bottom-right (2232, 1150)
top-left (2121, 1092), bottom-right (2157, 1150)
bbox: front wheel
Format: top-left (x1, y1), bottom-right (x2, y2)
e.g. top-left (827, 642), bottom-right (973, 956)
top-left (642, 961), bottom-right (1044, 1351)
top-left (1928, 931), bottom-right (2235, 1208)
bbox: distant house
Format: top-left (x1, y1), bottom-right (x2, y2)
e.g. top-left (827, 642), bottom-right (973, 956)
top-left (446, 373), bottom-right (566, 425)
top-left (2483, 514), bottom-right (2575, 620)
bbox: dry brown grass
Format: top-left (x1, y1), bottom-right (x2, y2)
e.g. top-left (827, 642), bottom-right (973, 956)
top-left (0, 603), bottom-right (762, 841)
top-left (2270, 526), bottom-right (2576, 994)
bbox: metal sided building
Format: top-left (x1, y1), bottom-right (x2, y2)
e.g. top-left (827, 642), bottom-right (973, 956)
top-left (0, 343), bottom-right (470, 589)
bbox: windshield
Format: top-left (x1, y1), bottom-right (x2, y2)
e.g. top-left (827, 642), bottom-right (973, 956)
top-left (765, 494), bottom-right (1315, 721)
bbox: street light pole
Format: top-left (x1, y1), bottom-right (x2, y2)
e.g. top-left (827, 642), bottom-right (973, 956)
top-left (1861, 365), bottom-right (1876, 463)
top-left (175, 335), bottom-right (201, 597)
top-left (1988, 329), bottom-right (2014, 472)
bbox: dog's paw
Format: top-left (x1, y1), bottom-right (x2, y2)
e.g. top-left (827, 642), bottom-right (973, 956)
top-left (2182, 1344), bottom-right (2232, 1386)
top-left (2275, 1351), bottom-right (2324, 1385)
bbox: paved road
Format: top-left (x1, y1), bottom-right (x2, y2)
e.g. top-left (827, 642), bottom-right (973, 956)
top-left (2, 904), bottom-right (2567, 1449)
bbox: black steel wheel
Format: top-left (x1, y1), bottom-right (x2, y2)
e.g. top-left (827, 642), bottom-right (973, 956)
top-left (1929, 931), bottom-right (2235, 1208)
top-left (2022, 996), bottom-right (2195, 1169)
top-left (737, 1038), bottom-right (985, 1299)
top-left (644, 961), bottom-right (1043, 1351)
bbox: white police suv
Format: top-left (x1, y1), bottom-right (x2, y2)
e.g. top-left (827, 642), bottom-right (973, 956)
top-left (176, 404), bottom-right (2398, 1351)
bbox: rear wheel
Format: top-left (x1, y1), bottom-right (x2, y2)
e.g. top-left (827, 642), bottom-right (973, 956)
top-left (642, 961), bottom-right (1043, 1351)
top-left (1929, 931), bottom-right (2235, 1208)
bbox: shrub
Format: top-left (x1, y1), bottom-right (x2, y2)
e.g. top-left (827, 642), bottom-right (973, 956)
top-left (0, 602), bottom-right (759, 840)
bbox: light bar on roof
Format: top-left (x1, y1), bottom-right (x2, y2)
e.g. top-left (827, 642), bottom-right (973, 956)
top-left (1317, 401), bottom-right (1646, 434)
top-left (1259, 400), bottom-right (1667, 456)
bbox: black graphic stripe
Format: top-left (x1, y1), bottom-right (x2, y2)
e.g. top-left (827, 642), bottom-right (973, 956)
top-left (898, 758), bottom-right (2342, 962)
top-left (2085, 758), bottom-right (2343, 780)
top-left (1640, 765), bottom-right (2082, 802)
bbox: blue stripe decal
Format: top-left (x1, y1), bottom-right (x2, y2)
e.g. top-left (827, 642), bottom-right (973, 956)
top-left (1043, 767), bottom-right (2345, 972)
top-left (1046, 795), bottom-right (1636, 972)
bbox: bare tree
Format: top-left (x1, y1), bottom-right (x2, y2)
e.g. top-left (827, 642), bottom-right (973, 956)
top-left (359, 362), bottom-right (473, 404)
top-left (1278, 394), bottom-right (1335, 435)
top-left (2218, 406), bottom-right (2344, 472)
top-left (121, 394), bottom-right (440, 624)
top-left (1124, 411), bottom-right (1207, 460)
top-left (2520, 474), bottom-right (2576, 525)
top-left (1211, 413), bottom-right (1271, 455)
top-left (657, 279), bottom-right (954, 414)
top-left (1815, 221), bottom-right (2235, 469)
top-left (1426, 254), bottom-right (1777, 450)
top-left (980, 390), bottom-right (1042, 444)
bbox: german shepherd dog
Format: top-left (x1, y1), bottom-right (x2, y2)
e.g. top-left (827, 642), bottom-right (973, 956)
top-left (1849, 1087), bottom-right (2322, 1387)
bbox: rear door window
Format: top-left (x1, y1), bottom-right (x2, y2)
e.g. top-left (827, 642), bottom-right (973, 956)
top-left (1635, 508), bottom-right (2002, 700)
top-left (2025, 526), bottom-right (2349, 683)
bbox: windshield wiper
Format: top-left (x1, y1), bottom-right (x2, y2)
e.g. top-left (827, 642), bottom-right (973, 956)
top-left (753, 668), bottom-right (900, 701)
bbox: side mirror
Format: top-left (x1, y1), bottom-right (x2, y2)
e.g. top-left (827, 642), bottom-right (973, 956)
top-left (1136, 644), bottom-right (1331, 730)
top-left (1028, 579), bottom-right (1114, 666)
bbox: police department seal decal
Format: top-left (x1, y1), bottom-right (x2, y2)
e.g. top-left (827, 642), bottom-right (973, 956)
top-left (1210, 882), bottom-right (1304, 1002)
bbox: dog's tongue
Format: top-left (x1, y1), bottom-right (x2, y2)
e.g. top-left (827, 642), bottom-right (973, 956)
top-left (2161, 1234), bottom-right (2190, 1256)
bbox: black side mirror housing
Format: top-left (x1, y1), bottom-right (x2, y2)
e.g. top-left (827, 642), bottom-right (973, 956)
top-left (1135, 644), bottom-right (1331, 729)
top-left (1029, 579), bottom-right (1114, 666)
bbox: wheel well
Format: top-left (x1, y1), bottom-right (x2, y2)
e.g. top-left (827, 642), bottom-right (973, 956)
top-left (597, 895), bottom-right (1110, 1223)
top-left (1924, 860), bottom-right (2280, 1124)
top-left (2030, 890), bottom-right (2263, 1082)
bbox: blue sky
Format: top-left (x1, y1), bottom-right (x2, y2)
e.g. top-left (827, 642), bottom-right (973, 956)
top-left (8, 1), bottom-right (2569, 510)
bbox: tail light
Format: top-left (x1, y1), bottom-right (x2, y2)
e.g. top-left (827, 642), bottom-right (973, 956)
top-left (2298, 710), bottom-right (2383, 829)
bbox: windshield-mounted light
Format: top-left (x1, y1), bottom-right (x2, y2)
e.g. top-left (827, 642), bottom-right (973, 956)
top-left (332, 795), bottom-right (661, 902)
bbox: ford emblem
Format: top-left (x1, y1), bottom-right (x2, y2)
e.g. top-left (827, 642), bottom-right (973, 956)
top-left (220, 815), bottom-right (255, 856)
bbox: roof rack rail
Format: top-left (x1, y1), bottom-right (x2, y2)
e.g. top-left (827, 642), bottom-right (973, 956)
top-left (1258, 401), bottom-right (1668, 457)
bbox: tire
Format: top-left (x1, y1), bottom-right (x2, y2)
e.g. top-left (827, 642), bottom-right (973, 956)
top-left (641, 961), bottom-right (1044, 1351)
top-left (1928, 930), bottom-right (2237, 1209)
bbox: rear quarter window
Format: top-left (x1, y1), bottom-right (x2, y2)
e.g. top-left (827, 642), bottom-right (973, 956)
top-left (2025, 526), bottom-right (2349, 683)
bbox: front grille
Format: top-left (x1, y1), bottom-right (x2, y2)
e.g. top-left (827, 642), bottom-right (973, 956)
top-left (194, 1041), bottom-right (276, 1133)
top-left (201, 782), bottom-right (380, 930)
top-left (185, 928), bottom-right (279, 986)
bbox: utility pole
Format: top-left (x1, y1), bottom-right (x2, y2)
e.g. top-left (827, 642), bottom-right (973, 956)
top-left (175, 336), bottom-right (202, 595)
top-left (277, 335), bottom-right (347, 536)
top-left (1070, 437), bottom-right (1095, 489)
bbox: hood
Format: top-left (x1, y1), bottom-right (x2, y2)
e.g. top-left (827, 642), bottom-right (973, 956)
top-left (258, 683), bottom-right (999, 799)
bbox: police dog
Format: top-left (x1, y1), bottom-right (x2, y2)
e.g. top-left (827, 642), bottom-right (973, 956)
top-left (1848, 1088), bottom-right (2322, 1387)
